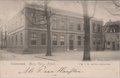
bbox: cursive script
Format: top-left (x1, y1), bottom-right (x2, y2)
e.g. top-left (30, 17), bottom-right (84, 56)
top-left (19, 65), bottom-right (84, 74)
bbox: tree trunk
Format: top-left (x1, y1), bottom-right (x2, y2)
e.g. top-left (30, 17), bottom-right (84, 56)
top-left (82, 0), bottom-right (91, 61)
top-left (44, 0), bottom-right (52, 56)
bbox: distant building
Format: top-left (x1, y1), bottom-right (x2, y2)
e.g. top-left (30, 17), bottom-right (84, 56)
top-left (7, 3), bottom-right (103, 53)
top-left (104, 21), bottom-right (120, 50)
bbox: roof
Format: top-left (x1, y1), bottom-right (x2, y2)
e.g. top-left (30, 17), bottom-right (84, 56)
top-left (24, 3), bottom-right (101, 20)
top-left (105, 20), bottom-right (120, 26)
top-left (25, 3), bottom-right (83, 19)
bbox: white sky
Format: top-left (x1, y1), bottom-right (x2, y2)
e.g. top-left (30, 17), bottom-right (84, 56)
top-left (0, 0), bottom-right (120, 25)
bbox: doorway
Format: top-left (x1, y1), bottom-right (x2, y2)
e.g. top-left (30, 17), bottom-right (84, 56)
top-left (69, 35), bottom-right (74, 50)
top-left (112, 42), bottom-right (115, 50)
top-left (69, 40), bottom-right (74, 50)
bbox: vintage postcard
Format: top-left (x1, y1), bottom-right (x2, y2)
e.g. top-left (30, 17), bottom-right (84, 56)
top-left (0, 0), bottom-right (120, 78)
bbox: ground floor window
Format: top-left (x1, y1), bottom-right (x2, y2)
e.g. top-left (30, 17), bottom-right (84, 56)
top-left (12, 36), bottom-right (14, 45)
top-left (20, 33), bottom-right (23, 45)
top-left (107, 41), bottom-right (110, 45)
top-left (30, 32), bottom-right (37, 45)
top-left (77, 36), bottom-right (81, 45)
top-left (41, 33), bottom-right (46, 45)
top-left (60, 35), bottom-right (65, 45)
top-left (106, 41), bottom-right (110, 49)
top-left (16, 35), bottom-right (18, 45)
top-left (53, 34), bottom-right (57, 45)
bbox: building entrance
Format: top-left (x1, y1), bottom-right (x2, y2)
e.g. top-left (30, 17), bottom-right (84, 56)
top-left (112, 42), bottom-right (115, 50)
top-left (69, 40), bottom-right (74, 50)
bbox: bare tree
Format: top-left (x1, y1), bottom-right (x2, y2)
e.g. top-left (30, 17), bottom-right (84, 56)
top-left (104, 0), bottom-right (120, 16)
top-left (112, 0), bottom-right (120, 8)
top-left (81, 0), bottom-right (97, 60)
top-left (22, 0), bottom-right (53, 56)
top-left (81, 0), bottom-right (91, 60)
top-left (44, 0), bottom-right (52, 56)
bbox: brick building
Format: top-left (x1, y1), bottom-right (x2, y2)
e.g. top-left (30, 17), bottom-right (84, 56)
top-left (7, 3), bottom-right (103, 53)
top-left (104, 21), bottom-right (120, 50)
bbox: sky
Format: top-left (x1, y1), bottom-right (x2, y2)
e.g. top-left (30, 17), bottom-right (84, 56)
top-left (0, 0), bottom-right (120, 25)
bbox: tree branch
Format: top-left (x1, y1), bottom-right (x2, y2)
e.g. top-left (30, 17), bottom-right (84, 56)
top-left (89, 0), bottom-right (97, 19)
top-left (104, 6), bottom-right (120, 16)
top-left (112, 0), bottom-right (120, 7)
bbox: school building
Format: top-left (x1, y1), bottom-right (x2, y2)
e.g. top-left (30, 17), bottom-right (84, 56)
top-left (7, 3), bottom-right (103, 53)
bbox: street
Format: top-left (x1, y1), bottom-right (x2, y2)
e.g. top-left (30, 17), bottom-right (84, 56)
top-left (0, 49), bottom-right (120, 61)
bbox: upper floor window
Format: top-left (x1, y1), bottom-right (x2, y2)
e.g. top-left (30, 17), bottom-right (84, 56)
top-left (60, 35), bottom-right (65, 45)
top-left (97, 24), bottom-right (101, 32)
top-left (69, 21), bottom-right (74, 30)
top-left (77, 24), bottom-right (81, 30)
top-left (52, 17), bottom-right (57, 29)
top-left (61, 21), bottom-right (65, 29)
top-left (28, 11), bottom-right (45, 25)
top-left (53, 34), bottom-right (57, 45)
top-left (30, 32), bottom-right (37, 45)
top-left (41, 33), bottom-right (46, 45)
top-left (52, 22), bottom-right (57, 29)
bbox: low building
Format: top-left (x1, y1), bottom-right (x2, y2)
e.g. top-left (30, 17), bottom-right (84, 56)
top-left (7, 3), bottom-right (103, 53)
top-left (104, 21), bottom-right (120, 50)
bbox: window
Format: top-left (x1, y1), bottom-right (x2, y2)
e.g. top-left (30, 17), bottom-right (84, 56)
top-left (30, 12), bottom-right (36, 23)
top-left (97, 24), bottom-right (101, 32)
top-left (16, 35), bottom-right (18, 45)
top-left (52, 22), bottom-right (57, 29)
top-left (69, 21), bottom-right (74, 30)
top-left (20, 33), bottom-right (23, 45)
top-left (53, 34), bottom-right (57, 45)
top-left (93, 41), bottom-right (95, 45)
top-left (77, 24), bottom-right (81, 30)
top-left (107, 41), bottom-right (110, 45)
top-left (93, 23), bottom-right (96, 32)
top-left (77, 36), bottom-right (81, 45)
top-left (61, 21), bottom-right (65, 29)
top-left (52, 17), bottom-right (57, 29)
top-left (60, 35), bottom-right (65, 45)
top-left (41, 33), bottom-right (46, 45)
top-left (12, 36), bottom-right (14, 45)
top-left (30, 32), bottom-right (37, 45)
top-left (97, 41), bottom-right (100, 45)
top-left (8, 37), bottom-right (10, 45)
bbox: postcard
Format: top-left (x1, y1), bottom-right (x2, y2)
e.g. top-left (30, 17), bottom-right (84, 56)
top-left (0, 0), bottom-right (120, 78)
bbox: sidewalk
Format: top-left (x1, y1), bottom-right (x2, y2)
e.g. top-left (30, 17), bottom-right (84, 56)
top-left (0, 49), bottom-right (120, 61)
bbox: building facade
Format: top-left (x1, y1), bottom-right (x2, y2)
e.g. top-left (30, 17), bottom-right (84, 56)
top-left (7, 3), bottom-right (103, 53)
top-left (104, 21), bottom-right (120, 50)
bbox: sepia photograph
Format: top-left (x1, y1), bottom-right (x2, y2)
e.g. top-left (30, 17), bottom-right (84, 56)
top-left (0, 0), bottom-right (120, 78)
top-left (0, 0), bottom-right (120, 61)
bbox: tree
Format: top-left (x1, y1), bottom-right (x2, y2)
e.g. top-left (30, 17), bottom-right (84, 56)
top-left (82, 0), bottom-right (91, 60)
top-left (23, 0), bottom-right (53, 56)
top-left (104, 0), bottom-right (120, 16)
top-left (44, 0), bottom-right (52, 56)
top-left (80, 0), bottom-right (97, 60)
